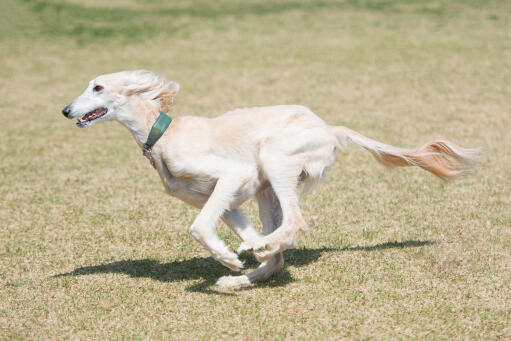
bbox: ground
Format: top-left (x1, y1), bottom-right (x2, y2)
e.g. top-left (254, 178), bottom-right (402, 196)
top-left (0, 0), bottom-right (510, 339)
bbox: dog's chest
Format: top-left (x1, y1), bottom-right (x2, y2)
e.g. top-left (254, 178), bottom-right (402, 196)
top-left (156, 162), bottom-right (215, 208)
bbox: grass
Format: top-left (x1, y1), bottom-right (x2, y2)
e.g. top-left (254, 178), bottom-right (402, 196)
top-left (1, 0), bottom-right (510, 339)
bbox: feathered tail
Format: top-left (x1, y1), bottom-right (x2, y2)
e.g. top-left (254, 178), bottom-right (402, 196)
top-left (330, 125), bottom-right (481, 180)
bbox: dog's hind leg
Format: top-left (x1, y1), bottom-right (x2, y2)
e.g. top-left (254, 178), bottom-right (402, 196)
top-left (244, 149), bottom-right (307, 262)
top-left (217, 187), bottom-right (284, 288)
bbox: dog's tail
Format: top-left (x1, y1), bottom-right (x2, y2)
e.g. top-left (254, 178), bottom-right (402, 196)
top-left (330, 125), bottom-right (481, 180)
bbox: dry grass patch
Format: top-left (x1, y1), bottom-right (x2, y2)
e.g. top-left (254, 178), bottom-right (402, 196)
top-left (1, 0), bottom-right (510, 339)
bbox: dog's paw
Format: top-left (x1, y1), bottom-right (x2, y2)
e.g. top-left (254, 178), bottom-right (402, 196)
top-left (216, 275), bottom-right (251, 288)
top-left (253, 237), bottom-right (297, 262)
top-left (216, 252), bottom-right (244, 272)
top-left (236, 242), bottom-right (253, 254)
top-left (253, 243), bottom-right (280, 262)
top-left (237, 239), bottom-right (265, 254)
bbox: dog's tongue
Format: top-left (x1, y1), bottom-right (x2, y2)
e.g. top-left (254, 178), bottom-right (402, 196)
top-left (80, 108), bottom-right (105, 122)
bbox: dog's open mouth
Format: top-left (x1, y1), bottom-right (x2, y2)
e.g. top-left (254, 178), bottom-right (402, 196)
top-left (76, 107), bottom-right (108, 127)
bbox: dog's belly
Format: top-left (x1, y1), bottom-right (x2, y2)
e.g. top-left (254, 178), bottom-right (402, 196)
top-left (163, 174), bottom-right (213, 208)
top-left (158, 164), bottom-right (264, 209)
top-left (231, 177), bottom-right (266, 208)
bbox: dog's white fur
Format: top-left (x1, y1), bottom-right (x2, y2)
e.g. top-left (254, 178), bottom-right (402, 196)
top-left (63, 70), bottom-right (479, 288)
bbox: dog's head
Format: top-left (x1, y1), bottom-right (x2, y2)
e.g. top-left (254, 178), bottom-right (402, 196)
top-left (62, 70), bottom-right (179, 128)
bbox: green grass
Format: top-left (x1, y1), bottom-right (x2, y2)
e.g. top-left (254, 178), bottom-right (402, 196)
top-left (1, 0), bottom-right (510, 339)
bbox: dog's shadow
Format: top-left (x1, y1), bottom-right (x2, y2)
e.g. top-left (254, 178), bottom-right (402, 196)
top-left (54, 240), bottom-right (435, 295)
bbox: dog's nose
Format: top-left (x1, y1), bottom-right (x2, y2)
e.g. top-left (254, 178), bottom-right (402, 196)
top-left (62, 105), bottom-right (71, 118)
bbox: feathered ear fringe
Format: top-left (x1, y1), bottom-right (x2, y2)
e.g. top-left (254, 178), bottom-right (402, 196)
top-left (122, 69), bottom-right (180, 113)
top-left (153, 81), bottom-right (180, 113)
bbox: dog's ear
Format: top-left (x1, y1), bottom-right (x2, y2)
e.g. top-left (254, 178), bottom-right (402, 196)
top-left (155, 81), bottom-right (180, 113)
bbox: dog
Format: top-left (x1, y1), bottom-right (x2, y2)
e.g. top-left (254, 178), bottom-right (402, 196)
top-left (62, 69), bottom-right (479, 287)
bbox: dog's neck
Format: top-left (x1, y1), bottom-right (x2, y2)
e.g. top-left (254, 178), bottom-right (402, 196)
top-left (118, 100), bottom-right (161, 148)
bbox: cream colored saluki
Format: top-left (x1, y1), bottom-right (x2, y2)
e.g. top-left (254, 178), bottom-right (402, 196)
top-left (62, 70), bottom-right (479, 288)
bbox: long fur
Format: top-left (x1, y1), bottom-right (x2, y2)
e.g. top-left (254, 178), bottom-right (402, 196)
top-left (331, 125), bottom-right (480, 180)
top-left (63, 69), bottom-right (480, 288)
top-left (120, 69), bottom-right (180, 113)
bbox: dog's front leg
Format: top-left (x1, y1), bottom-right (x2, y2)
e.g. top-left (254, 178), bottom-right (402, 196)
top-left (189, 176), bottom-right (246, 271)
top-left (222, 209), bottom-right (264, 247)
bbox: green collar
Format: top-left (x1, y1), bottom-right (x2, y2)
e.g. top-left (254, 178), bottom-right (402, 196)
top-left (143, 112), bottom-right (172, 156)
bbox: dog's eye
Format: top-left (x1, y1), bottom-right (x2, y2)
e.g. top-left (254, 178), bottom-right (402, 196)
top-left (93, 85), bottom-right (104, 92)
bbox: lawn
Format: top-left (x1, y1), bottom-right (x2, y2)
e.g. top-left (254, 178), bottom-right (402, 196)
top-left (0, 0), bottom-right (510, 339)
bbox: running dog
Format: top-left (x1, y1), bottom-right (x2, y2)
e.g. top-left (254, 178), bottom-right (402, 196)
top-left (62, 69), bottom-right (479, 287)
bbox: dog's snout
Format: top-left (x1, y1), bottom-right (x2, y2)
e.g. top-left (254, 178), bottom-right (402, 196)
top-left (62, 105), bottom-right (71, 118)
